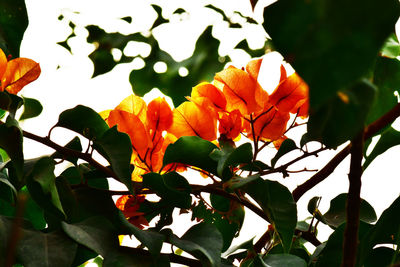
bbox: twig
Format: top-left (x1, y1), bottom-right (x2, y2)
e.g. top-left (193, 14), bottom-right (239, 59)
top-left (341, 131), bottom-right (364, 267)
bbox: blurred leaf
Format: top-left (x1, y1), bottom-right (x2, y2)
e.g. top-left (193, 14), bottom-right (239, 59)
top-left (93, 126), bottom-right (133, 193)
top-left (142, 172), bottom-right (191, 209)
top-left (150, 4), bottom-right (168, 29)
top-left (19, 97), bottom-right (43, 121)
top-left (263, 0), bottom-right (400, 110)
top-left (364, 127), bottom-right (400, 169)
top-left (62, 216), bottom-right (118, 256)
top-left (244, 178), bottom-right (296, 252)
top-left (225, 174), bottom-right (260, 191)
top-left (358, 194), bottom-right (400, 265)
top-left (71, 245), bottom-right (98, 266)
top-left (163, 136), bottom-right (218, 175)
top-left (205, 5), bottom-right (241, 28)
top-left (305, 79), bottom-right (376, 148)
top-left (368, 57), bottom-right (400, 124)
top-left (26, 157), bottom-right (65, 219)
top-left (56, 105), bottom-right (109, 140)
top-left (102, 247), bottom-right (154, 267)
top-left (130, 26), bottom-right (228, 106)
top-left (120, 16), bottom-right (132, 23)
top-left (0, 0), bottom-right (28, 57)
top-left (167, 223), bottom-right (223, 266)
top-left (315, 222), bottom-right (372, 267)
top-left (322, 193), bottom-right (377, 228)
top-left (0, 91), bottom-right (23, 117)
top-left (381, 33), bottom-right (400, 58)
top-left (239, 160), bottom-right (270, 172)
top-left (210, 194), bottom-right (230, 212)
top-left (271, 139), bottom-right (297, 167)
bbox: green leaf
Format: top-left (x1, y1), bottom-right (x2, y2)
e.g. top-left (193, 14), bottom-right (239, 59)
top-left (364, 127), bottom-right (400, 169)
top-left (210, 143), bottom-right (253, 180)
top-left (271, 139), bottom-right (297, 167)
top-left (163, 136), bottom-right (218, 175)
top-left (71, 245), bottom-right (98, 266)
top-left (0, 92), bottom-right (23, 117)
top-left (19, 97), bottom-right (43, 120)
top-left (56, 105), bottom-right (109, 140)
top-left (263, 0), bottom-right (400, 110)
top-left (0, 123), bottom-right (23, 180)
top-left (142, 172), bottom-right (192, 209)
top-left (225, 174), bottom-right (260, 191)
top-left (323, 193), bottom-right (377, 228)
top-left (358, 194), bottom-right (400, 265)
top-left (52, 137), bottom-right (82, 165)
top-left (261, 254), bottom-right (307, 267)
top-left (305, 79), bottom-right (376, 147)
top-left (167, 223), bottom-right (223, 267)
top-left (16, 229), bottom-right (78, 267)
top-left (364, 247), bottom-right (398, 267)
top-left (26, 157), bottom-right (65, 219)
top-left (210, 194), bottom-right (230, 212)
top-left (116, 211), bottom-right (164, 256)
top-left (381, 33), bottom-right (400, 58)
top-left (368, 57), bottom-right (400, 124)
top-left (0, 0), bottom-right (28, 57)
top-left (93, 126), bottom-right (133, 193)
top-left (244, 178), bottom-right (297, 252)
top-left (62, 216), bottom-right (118, 256)
top-left (315, 222), bottom-right (372, 267)
top-left (102, 247), bottom-right (153, 267)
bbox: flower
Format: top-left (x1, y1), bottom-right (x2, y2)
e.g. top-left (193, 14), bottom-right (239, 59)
top-left (0, 49), bottom-right (41, 94)
top-left (116, 194), bottom-right (148, 229)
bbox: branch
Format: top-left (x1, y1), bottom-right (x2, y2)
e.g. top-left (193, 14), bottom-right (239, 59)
top-left (341, 132), bottom-right (364, 267)
top-left (22, 130), bottom-right (120, 181)
top-left (292, 102), bottom-right (400, 202)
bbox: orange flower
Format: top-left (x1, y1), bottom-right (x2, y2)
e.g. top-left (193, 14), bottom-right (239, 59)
top-left (251, 104), bottom-right (290, 141)
top-left (168, 100), bottom-right (217, 141)
top-left (104, 95), bottom-right (175, 178)
top-left (191, 82), bottom-right (226, 111)
top-left (116, 195), bottom-right (148, 229)
top-left (218, 109), bottom-right (243, 140)
top-left (0, 49), bottom-right (41, 94)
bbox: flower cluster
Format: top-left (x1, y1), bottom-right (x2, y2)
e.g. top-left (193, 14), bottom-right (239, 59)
top-left (103, 56), bottom-right (308, 226)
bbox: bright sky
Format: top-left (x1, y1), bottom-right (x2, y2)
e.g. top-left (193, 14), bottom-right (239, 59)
top-left (17, 0), bottom-right (400, 256)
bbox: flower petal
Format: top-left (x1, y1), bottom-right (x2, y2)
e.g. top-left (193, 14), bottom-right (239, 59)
top-left (147, 97), bottom-right (173, 131)
top-left (168, 101), bottom-right (217, 141)
top-left (115, 95), bottom-right (147, 123)
top-left (2, 58), bottom-right (41, 94)
top-left (0, 49), bottom-right (7, 80)
top-left (252, 106), bottom-right (290, 141)
top-left (191, 82), bottom-right (226, 111)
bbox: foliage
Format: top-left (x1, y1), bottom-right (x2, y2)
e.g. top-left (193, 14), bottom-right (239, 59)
top-left (1, 0), bottom-right (400, 266)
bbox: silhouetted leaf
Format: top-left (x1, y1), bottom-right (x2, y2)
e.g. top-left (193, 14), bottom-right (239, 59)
top-left (271, 139), bottom-right (297, 167)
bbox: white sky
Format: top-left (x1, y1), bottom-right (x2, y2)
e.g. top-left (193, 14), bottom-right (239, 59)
top-left (17, 0), bottom-right (400, 256)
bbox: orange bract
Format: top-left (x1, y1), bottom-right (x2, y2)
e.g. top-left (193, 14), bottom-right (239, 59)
top-left (0, 49), bottom-right (41, 94)
top-left (252, 105), bottom-right (290, 141)
top-left (218, 109), bottom-right (243, 140)
top-left (147, 97), bottom-right (173, 131)
top-left (191, 82), bottom-right (226, 111)
top-left (168, 101), bottom-right (217, 141)
top-left (116, 195), bottom-right (148, 229)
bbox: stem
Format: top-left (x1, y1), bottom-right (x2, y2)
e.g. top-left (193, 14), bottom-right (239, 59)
top-left (341, 132), bottom-right (364, 267)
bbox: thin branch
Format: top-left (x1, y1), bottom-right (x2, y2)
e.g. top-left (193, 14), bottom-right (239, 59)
top-left (21, 130), bottom-right (120, 181)
top-left (341, 131), bottom-right (364, 267)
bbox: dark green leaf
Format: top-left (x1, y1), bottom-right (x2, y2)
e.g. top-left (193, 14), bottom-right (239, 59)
top-left (323, 193), bottom-right (377, 228)
top-left (358, 195), bottom-right (400, 265)
top-left (168, 223), bottom-right (223, 267)
top-left (163, 136), bottom-right (218, 175)
top-left (305, 79), bottom-right (376, 147)
top-left (20, 97), bottom-right (43, 120)
top-left (244, 178), bottom-right (296, 252)
top-left (364, 247), bottom-right (398, 267)
top-left (315, 222), bottom-right (372, 267)
top-left (307, 196), bottom-right (325, 223)
top-left (368, 57), bottom-right (400, 124)
top-left (239, 160), bottom-right (270, 172)
top-left (0, 122), bottom-right (23, 180)
top-left (210, 194), bottom-right (230, 212)
top-left (61, 216), bottom-right (118, 256)
top-left (102, 247), bottom-right (153, 267)
top-left (262, 254), bottom-right (307, 267)
top-left (211, 143), bottom-right (253, 180)
top-left (142, 172), bottom-right (192, 209)
top-left (51, 137), bottom-right (82, 165)
top-left (56, 105), bottom-right (109, 140)
top-left (26, 157), bottom-right (65, 219)
top-left (263, 0), bottom-right (400, 109)
top-left (225, 174), bottom-right (260, 191)
top-left (381, 33), bottom-right (400, 58)
top-left (0, 0), bottom-right (28, 57)
top-left (0, 92), bottom-right (23, 117)
top-left (71, 245), bottom-right (98, 266)
top-left (93, 126), bottom-right (133, 193)
top-left (116, 211), bottom-right (164, 256)
top-left (16, 230), bottom-right (78, 267)
top-left (364, 127), bottom-right (400, 169)
top-left (271, 139), bottom-right (297, 167)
